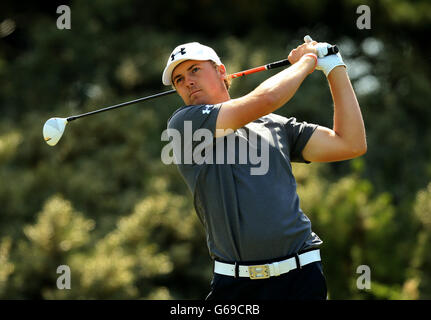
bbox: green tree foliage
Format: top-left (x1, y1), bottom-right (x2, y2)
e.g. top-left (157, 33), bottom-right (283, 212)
top-left (294, 162), bottom-right (402, 299)
top-left (0, 0), bottom-right (430, 299)
top-left (0, 237), bottom-right (14, 297)
top-left (403, 183), bottom-right (431, 299)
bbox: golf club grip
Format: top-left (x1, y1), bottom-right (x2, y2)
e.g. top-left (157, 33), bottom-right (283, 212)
top-left (267, 45), bottom-right (339, 70)
top-left (327, 45), bottom-right (339, 55)
top-left (265, 59), bottom-right (290, 70)
top-left (232, 45), bottom-right (339, 78)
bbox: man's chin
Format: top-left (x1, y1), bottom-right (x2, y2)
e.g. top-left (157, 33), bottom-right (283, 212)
top-left (190, 97), bottom-right (208, 105)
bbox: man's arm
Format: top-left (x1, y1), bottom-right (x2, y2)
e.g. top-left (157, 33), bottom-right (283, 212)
top-left (215, 48), bottom-right (317, 137)
top-left (302, 66), bottom-right (367, 162)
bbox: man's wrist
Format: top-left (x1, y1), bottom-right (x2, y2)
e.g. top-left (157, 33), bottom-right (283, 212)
top-left (301, 53), bottom-right (318, 74)
top-left (327, 64), bottom-right (348, 79)
top-left (316, 52), bottom-right (346, 77)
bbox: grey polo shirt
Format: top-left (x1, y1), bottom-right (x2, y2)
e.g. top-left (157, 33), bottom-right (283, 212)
top-left (167, 103), bottom-right (322, 262)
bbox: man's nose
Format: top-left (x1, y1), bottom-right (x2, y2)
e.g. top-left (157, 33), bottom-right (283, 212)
top-left (185, 75), bottom-right (195, 87)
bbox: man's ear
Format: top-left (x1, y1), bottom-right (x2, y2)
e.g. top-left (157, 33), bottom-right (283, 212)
top-left (217, 64), bottom-right (227, 78)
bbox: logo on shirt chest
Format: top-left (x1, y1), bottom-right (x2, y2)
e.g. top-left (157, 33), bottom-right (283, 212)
top-left (161, 120), bottom-right (273, 176)
top-left (202, 105), bottom-right (212, 114)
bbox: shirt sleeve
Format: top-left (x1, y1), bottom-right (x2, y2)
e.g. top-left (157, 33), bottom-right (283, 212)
top-left (168, 104), bottom-right (221, 135)
top-left (166, 104), bottom-right (222, 192)
top-left (284, 117), bottom-right (318, 163)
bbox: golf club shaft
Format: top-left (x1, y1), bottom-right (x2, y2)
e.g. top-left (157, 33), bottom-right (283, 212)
top-left (229, 45), bottom-right (338, 79)
top-left (67, 90), bottom-right (176, 122)
top-left (229, 58), bottom-right (295, 79)
top-left (67, 45), bottom-right (338, 122)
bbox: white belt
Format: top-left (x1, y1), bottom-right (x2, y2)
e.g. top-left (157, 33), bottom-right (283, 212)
top-left (214, 249), bottom-right (321, 279)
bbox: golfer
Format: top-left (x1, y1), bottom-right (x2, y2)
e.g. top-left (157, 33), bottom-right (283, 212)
top-left (163, 39), bottom-right (366, 300)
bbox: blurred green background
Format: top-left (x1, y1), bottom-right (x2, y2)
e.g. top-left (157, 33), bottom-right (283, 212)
top-left (1, 0), bottom-right (430, 299)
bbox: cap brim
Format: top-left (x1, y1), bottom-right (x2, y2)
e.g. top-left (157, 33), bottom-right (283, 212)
top-left (162, 58), bottom-right (189, 86)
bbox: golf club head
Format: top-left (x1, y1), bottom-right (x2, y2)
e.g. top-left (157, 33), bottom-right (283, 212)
top-left (43, 117), bottom-right (68, 146)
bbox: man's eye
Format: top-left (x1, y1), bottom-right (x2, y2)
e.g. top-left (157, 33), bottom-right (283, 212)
top-left (175, 77), bottom-right (183, 84)
top-left (192, 67), bottom-right (200, 73)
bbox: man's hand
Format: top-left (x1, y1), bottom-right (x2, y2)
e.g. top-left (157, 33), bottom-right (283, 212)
top-left (304, 36), bottom-right (347, 77)
top-left (287, 42), bottom-right (318, 65)
top-left (316, 49), bottom-right (346, 77)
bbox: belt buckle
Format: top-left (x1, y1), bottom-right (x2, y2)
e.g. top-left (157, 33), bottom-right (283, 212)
top-left (248, 265), bottom-right (270, 279)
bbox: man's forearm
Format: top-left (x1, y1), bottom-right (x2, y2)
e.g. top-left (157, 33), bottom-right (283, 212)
top-left (255, 55), bottom-right (315, 111)
top-left (215, 56), bottom-right (315, 135)
top-left (327, 67), bottom-right (367, 154)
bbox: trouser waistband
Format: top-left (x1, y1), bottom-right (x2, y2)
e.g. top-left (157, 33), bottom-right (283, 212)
top-left (214, 249), bottom-right (321, 279)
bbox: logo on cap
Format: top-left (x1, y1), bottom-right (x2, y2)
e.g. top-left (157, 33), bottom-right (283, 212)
top-left (171, 47), bottom-right (186, 61)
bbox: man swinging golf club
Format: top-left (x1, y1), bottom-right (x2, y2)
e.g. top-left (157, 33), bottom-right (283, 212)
top-left (164, 36), bottom-right (366, 300)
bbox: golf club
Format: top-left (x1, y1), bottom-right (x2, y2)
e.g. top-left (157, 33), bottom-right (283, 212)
top-left (43, 41), bottom-right (338, 146)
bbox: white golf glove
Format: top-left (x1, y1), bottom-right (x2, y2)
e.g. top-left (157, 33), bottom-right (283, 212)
top-left (304, 36), bottom-right (346, 77)
top-left (314, 42), bottom-right (346, 77)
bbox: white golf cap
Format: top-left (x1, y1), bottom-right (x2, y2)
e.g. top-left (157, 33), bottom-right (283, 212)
top-left (162, 42), bottom-right (222, 86)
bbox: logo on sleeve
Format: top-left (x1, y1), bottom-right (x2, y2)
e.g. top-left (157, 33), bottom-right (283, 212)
top-left (202, 105), bottom-right (212, 114)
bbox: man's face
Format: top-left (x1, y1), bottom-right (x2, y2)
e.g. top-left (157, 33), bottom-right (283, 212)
top-left (171, 60), bottom-right (229, 105)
